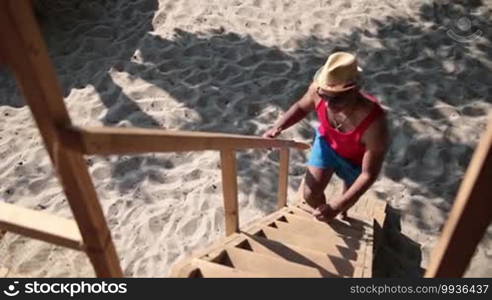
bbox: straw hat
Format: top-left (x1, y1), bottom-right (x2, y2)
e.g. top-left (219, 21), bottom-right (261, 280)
top-left (314, 52), bottom-right (362, 93)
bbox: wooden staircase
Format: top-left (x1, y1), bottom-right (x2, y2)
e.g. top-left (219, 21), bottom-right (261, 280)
top-left (170, 195), bottom-right (387, 278)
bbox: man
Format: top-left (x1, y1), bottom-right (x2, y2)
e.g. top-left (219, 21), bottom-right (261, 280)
top-left (263, 52), bottom-right (389, 222)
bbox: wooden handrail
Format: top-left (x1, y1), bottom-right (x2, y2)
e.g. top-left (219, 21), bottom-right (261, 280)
top-left (425, 115), bottom-right (492, 277)
top-left (63, 126), bottom-right (306, 235)
top-left (65, 126), bottom-right (310, 155)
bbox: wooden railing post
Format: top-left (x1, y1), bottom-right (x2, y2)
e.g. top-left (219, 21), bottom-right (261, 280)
top-left (220, 150), bottom-right (239, 236)
top-left (277, 148), bottom-right (290, 209)
top-left (0, 0), bottom-right (122, 277)
top-left (425, 115), bottom-right (492, 277)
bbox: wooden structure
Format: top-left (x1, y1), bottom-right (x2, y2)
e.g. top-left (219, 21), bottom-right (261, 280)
top-left (424, 114), bottom-right (492, 277)
top-left (171, 195), bottom-right (387, 277)
top-left (0, 0), bottom-right (491, 277)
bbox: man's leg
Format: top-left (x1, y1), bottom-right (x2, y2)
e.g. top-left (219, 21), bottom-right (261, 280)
top-left (302, 165), bottom-right (334, 209)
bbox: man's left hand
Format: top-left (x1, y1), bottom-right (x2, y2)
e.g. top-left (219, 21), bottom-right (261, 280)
top-left (313, 202), bottom-right (341, 222)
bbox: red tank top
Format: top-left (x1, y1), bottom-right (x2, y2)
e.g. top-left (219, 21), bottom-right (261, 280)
top-left (316, 92), bottom-right (384, 166)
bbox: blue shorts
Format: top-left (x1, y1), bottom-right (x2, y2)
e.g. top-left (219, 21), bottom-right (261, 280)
top-left (307, 130), bottom-right (362, 186)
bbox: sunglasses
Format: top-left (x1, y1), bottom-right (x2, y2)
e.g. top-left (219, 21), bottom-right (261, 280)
top-left (316, 87), bottom-right (351, 103)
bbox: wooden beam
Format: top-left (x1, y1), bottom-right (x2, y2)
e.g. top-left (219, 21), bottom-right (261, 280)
top-left (0, 0), bottom-right (122, 277)
top-left (220, 150), bottom-right (239, 236)
top-left (425, 115), bottom-right (492, 277)
top-left (0, 202), bottom-right (83, 250)
top-left (277, 148), bottom-right (290, 209)
top-left (67, 126), bottom-right (310, 155)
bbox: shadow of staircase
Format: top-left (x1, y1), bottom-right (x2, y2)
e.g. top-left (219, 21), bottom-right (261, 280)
top-left (373, 206), bottom-right (425, 277)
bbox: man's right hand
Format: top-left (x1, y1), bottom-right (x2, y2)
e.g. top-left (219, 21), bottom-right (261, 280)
top-left (262, 127), bottom-right (282, 139)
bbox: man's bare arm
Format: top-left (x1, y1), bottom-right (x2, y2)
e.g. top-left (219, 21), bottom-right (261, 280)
top-left (263, 82), bottom-right (317, 138)
top-left (331, 115), bottom-right (390, 211)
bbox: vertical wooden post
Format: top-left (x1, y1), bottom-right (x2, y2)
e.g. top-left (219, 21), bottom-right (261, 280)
top-left (0, 0), bottom-right (123, 277)
top-left (277, 148), bottom-right (290, 209)
top-left (425, 116), bottom-right (492, 277)
top-left (220, 150), bottom-right (239, 236)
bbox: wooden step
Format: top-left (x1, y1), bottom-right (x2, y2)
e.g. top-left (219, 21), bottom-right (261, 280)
top-left (237, 235), bottom-right (357, 277)
top-left (271, 216), bottom-right (365, 248)
top-left (249, 206), bottom-right (368, 242)
top-left (248, 225), bottom-right (360, 261)
top-left (206, 247), bottom-right (323, 278)
top-left (282, 213), bottom-right (365, 239)
top-left (287, 205), bottom-right (372, 231)
top-left (293, 183), bottom-right (380, 222)
top-left (268, 219), bottom-right (363, 252)
top-left (185, 259), bottom-right (264, 278)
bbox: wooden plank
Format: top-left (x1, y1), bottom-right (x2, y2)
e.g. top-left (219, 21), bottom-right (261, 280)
top-left (0, 202), bottom-right (83, 250)
top-left (352, 227), bottom-right (371, 278)
top-left (426, 116), bottom-right (492, 277)
top-left (372, 198), bottom-right (387, 227)
top-left (223, 247), bottom-right (323, 277)
top-left (281, 213), bottom-right (365, 240)
top-left (351, 196), bottom-right (369, 216)
top-left (270, 220), bottom-right (363, 250)
top-left (220, 150), bottom-right (239, 236)
top-left (272, 215), bottom-right (374, 276)
top-left (169, 262), bottom-right (201, 278)
top-left (362, 235), bottom-right (374, 278)
top-left (191, 259), bottom-right (266, 278)
top-left (0, 1), bottom-right (122, 277)
top-left (287, 205), bottom-right (370, 231)
top-left (248, 226), bottom-right (359, 261)
top-left (351, 223), bottom-right (373, 278)
top-left (196, 233), bottom-right (246, 260)
top-left (239, 235), bottom-right (356, 277)
top-left (68, 126), bottom-right (310, 155)
top-left (277, 148), bottom-right (290, 209)
top-left (353, 264), bottom-right (364, 277)
top-left (288, 205), bottom-right (316, 218)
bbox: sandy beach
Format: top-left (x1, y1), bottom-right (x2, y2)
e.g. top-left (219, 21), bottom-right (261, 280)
top-left (0, 0), bottom-right (491, 277)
